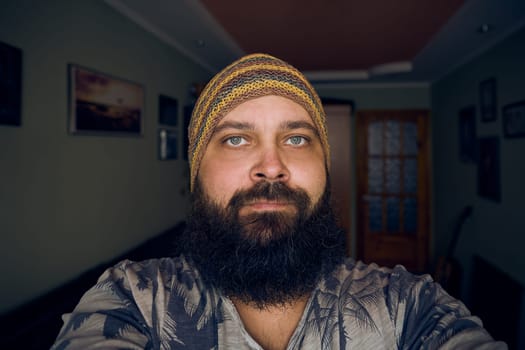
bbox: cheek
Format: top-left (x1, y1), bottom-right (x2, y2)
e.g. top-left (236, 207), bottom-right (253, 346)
top-left (198, 157), bottom-right (249, 205)
top-left (290, 160), bottom-right (327, 202)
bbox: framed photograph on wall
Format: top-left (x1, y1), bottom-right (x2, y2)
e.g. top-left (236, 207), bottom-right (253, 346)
top-left (0, 41), bottom-right (22, 126)
top-left (477, 136), bottom-right (500, 202)
top-left (502, 100), bottom-right (525, 138)
top-left (158, 94), bottom-right (178, 126)
top-left (68, 64), bottom-right (144, 135)
top-left (479, 78), bottom-right (497, 122)
top-left (158, 128), bottom-right (178, 160)
top-left (458, 105), bottom-right (477, 163)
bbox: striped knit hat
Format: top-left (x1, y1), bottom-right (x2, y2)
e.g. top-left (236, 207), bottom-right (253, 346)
top-left (188, 53), bottom-right (329, 191)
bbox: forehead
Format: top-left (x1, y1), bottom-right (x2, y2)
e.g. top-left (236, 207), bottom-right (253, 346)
top-left (218, 95), bottom-right (313, 126)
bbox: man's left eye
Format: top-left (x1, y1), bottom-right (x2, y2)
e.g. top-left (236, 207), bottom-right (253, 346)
top-left (286, 136), bottom-right (307, 146)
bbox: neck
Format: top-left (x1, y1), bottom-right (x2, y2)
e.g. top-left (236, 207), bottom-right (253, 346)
top-left (231, 295), bottom-right (310, 350)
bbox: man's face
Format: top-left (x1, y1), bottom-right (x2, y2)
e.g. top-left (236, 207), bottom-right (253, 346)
top-left (185, 96), bottom-right (344, 306)
top-left (198, 95), bottom-right (327, 222)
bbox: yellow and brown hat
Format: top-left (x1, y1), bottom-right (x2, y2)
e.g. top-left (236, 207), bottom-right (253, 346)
top-left (188, 53), bottom-right (329, 191)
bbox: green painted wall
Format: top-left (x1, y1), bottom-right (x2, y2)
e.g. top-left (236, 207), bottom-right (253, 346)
top-left (316, 83), bottom-right (430, 110)
top-left (0, 0), bottom-right (211, 313)
top-left (431, 26), bottom-right (525, 300)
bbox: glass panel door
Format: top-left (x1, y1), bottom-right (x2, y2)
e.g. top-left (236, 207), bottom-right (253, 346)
top-left (357, 110), bottom-right (429, 272)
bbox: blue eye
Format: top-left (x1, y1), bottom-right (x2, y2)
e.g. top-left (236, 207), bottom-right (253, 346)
top-left (226, 136), bottom-right (246, 146)
top-left (287, 136), bottom-right (307, 145)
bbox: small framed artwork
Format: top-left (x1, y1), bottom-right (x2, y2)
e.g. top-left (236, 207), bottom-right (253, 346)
top-left (477, 136), bottom-right (500, 202)
top-left (502, 100), bottom-right (525, 138)
top-left (458, 105), bottom-right (477, 163)
top-left (68, 64), bottom-right (144, 135)
top-left (158, 128), bottom-right (178, 160)
top-left (479, 78), bottom-right (497, 122)
top-left (0, 41), bottom-right (22, 126)
top-left (159, 94), bottom-right (178, 126)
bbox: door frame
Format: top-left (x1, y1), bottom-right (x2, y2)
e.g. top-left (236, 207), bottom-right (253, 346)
top-left (322, 98), bottom-right (355, 256)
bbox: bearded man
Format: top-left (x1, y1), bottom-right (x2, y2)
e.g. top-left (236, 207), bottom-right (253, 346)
top-left (52, 54), bottom-right (505, 350)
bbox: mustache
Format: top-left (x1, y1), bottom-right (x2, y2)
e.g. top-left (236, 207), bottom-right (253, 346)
top-left (227, 181), bottom-right (310, 212)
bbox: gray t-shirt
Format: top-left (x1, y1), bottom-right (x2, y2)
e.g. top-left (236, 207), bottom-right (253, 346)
top-left (52, 256), bottom-right (506, 349)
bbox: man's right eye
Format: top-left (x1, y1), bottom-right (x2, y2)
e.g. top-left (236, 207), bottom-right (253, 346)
top-left (225, 136), bottom-right (247, 146)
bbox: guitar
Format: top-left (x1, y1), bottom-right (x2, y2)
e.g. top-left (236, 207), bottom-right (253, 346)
top-left (433, 205), bottom-right (473, 297)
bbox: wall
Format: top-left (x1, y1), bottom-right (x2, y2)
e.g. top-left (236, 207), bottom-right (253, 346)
top-left (0, 0), bottom-right (211, 314)
top-left (316, 83), bottom-right (430, 110)
top-left (431, 26), bottom-right (525, 300)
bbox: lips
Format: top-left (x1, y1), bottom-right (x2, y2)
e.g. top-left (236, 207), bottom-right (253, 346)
top-left (246, 199), bottom-right (292, 210)
top-left (238, 199), bottom-right (297, 218)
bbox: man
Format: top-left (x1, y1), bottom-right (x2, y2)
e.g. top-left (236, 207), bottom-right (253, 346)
top-left (52, 53), bottom-right (505, 349)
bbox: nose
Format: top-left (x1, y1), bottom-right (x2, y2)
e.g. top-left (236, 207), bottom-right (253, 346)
top-left (250, 146), bottom-right (290, 183)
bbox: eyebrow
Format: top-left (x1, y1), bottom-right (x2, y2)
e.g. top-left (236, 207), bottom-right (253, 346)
top-left (213, 119), bottom-right (319, 137)
top-left (213, 121), bottom-right (255, 134)
top-left (281, 120), bottom-right (319, 135)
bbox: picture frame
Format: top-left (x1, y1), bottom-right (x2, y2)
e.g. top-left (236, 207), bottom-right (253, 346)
top-left (479, 78), bottom-right (497, 122)
top-left (458, 105), bottom-right (477, 163)
top-left (68, 64), bottom-right (144, 135)
top-left (158, 94), bottom-right (178, 126)
top-left (477, 136), bottom-right (500, 202)
top-left (0, 41), bottom-right (22, 126)
top-left (502, 100), bottom-right (525, 138)
top-left (158, 128), bottom-right (178, 160)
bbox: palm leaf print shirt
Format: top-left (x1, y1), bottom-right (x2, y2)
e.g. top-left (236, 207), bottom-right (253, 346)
top-left (52, 256), bottom-right (506, 349)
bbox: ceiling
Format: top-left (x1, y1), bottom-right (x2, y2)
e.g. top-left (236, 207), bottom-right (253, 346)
top-left (104, 0), bottom-right (525, 86)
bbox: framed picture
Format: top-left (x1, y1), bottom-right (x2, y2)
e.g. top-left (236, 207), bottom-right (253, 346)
top-left (159, 94), bottom-right (178, 126)
top-left (0, 41), bottom-right (22, 126)
top-left (68, 64), bottom-right (144, 135)
top-left (158, 128), bottom-right (178, 160)
top-left (479, 78), bottom-right (497, 122)
top-left (458, 105), bottom-right (477, 163)
top-left (502, 100), bottom-right (525, 138)
top-left (477, 136), bottom-right (500, 202)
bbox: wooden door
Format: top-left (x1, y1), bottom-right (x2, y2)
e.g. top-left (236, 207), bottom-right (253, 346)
top-left (356, 110), bottom-right (430, 272)
top-left (324, 103), bottom-right (352, 256)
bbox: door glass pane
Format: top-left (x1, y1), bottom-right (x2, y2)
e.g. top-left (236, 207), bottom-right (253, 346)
top-left (404, 197), bottom-right (417, 234)
top-left (386, 197), bottom-right (400, 232)
top-left (385, 159), bottom-right (400, 193)
top-left (368, 122), bottom-right (383, 155)
top-left (403, 122), bottom-right (418, 155)
top-left (368, 196), bottom-right (382, 232)
top-left (368, 158), bottom-right (383, 193)
top-left (385, 121), bottom-right (400, 155)
top-left (404, 158), bottom-right (417, 193)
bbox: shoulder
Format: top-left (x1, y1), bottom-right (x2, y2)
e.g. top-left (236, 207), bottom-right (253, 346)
top-left (322, 258), bottom-right (432, 294)
top-left (52, 256), bottom-right (218, 349)
top-left (314, 259), bottom-right (506, 348)
top-left (108, 255), bottom-right (195, 277)
top-left (319, 258), bottom-right (442, 312)
top-left (101, 255), bottom-right (203, 292)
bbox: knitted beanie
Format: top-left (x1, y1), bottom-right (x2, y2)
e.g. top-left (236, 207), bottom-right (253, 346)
top-left (188, 53), bottom-right (329, 191)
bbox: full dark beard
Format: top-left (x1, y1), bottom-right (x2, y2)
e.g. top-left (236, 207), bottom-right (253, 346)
top-left (180, 179), bottom-right (346, 308)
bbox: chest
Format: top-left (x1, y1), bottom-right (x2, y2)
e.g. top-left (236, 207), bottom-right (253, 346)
top-left (244, 318), bottom-right (299, 350)
top-left (221, 298), bottom-right (309, 350)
